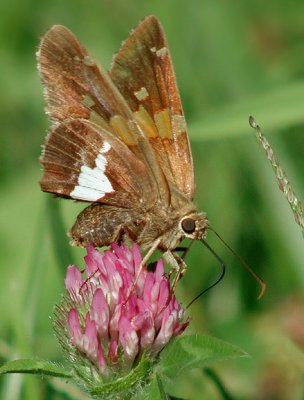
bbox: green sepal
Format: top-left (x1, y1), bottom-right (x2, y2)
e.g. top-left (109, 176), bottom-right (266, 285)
top-left (72, 353), bottom-right (154, 399)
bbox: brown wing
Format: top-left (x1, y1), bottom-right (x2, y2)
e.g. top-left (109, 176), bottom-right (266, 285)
top-left (38, 24), bottom-right (169, 205)
top-left (110, 15), bottom-right (195, 200)
top-left (40, 119), bottom-right (156, 208)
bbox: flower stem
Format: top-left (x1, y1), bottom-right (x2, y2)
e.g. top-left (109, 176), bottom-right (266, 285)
top-left (204, 368), bottom-right (234, 400)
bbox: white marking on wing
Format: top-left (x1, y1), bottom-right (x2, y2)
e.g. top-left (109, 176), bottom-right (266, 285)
top-left (134, 87), bottom-right (149, 101)
top-left (156, 47), bottom-right (167, 58)
top-left (100, 141), bottom-right (111, 153)
top-left (172, 114), bottom-right (186, 133)
top-left (71, 142), bottom-right (113, 201)
top-left (150, 46), bottom-right (168, 58)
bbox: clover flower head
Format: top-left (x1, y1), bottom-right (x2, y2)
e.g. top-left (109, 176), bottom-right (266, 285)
top-left (54, 243), bottom-right (188, 396)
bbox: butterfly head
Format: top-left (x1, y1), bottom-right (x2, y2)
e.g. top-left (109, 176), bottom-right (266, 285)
top-left (179, 212), bottom-right (208, 241)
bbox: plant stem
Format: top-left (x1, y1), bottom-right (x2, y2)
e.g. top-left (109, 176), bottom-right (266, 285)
top-left (204, 368), bottom-right (234, 400)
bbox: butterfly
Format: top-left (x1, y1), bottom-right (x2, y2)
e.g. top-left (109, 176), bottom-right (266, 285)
top-left (38, 15), bottom-right (208, 287)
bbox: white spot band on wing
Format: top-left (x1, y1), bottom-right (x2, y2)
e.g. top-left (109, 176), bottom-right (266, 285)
top-left (71, 142), bottom-right (113, 201)
top-left (100, 141), bottom-right (111, 153)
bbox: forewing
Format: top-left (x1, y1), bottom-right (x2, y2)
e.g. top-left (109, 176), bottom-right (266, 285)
top-left (38, 24), bottom-right (170, 204)
top-left (110, 15), bottom-right (195, 200)
top-left (38, 24), bottom-right (133, 125)
top-left (40, 119), bottom-right (156, 208)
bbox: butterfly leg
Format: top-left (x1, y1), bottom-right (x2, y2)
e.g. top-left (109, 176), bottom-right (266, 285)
top-left (172, 252), bottom-right (188, 291)
top-left (165, 241), bottom-right (193, 280)
top-left (127, 237), bottom-right (161, 298)
top-left (163, 250), bottom-right (188, 292)
top-left (165, 251), bottom-right (182, 279)
top-left (175, 241), bottom-right (194, 261)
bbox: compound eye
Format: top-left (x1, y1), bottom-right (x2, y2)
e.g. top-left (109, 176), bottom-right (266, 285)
top-left (181, 218), bottom-right (196, 233)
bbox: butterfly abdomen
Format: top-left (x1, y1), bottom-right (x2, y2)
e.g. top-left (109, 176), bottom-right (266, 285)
top-left (69, 203), bottom-right (145, 247)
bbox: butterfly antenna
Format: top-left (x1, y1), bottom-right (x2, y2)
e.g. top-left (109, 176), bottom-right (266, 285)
top-left (209, 227), bottom-right (266, 299)
top-left (186, 239), bottom-right (225, 309)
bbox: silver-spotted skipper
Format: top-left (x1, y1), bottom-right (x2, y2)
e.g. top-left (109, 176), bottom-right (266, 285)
top-left (38, 15), bottom-right (209, 286)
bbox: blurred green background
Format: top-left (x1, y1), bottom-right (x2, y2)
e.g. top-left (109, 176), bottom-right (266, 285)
top-left (1, 0), bottom-right (304, 399)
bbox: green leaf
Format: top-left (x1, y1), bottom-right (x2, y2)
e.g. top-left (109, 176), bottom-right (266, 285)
top-left (0, 359), bottom-right (73, 379)
top-left (189, 81), bottom-right (304, 141)
top-left (158, 334), bottom-right (247, 380)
